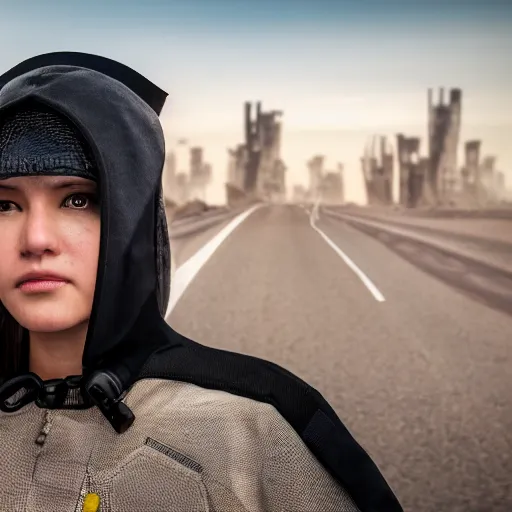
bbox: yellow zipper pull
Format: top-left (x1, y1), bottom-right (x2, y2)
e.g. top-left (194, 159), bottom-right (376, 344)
top-left (82, 493), bottom-right (101, 512)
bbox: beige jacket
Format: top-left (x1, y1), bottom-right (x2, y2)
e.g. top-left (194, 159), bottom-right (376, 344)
top-left (0, 379), bottom-right (359, 512)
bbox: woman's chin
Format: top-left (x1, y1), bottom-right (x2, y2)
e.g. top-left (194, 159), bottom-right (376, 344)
top-left (14, 309), bottom-right (88, 334)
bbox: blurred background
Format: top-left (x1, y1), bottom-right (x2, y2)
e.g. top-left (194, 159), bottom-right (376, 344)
top-left (2, 1), bottom-right (511, 511)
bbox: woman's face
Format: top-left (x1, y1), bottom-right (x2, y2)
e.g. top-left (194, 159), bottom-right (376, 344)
top-left (0, 175), bottom-right (100, 333)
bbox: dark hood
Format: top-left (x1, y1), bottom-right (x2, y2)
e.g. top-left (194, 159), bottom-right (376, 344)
top-left (0, 55), bottom-right (405, 512)
top-left (0, 52), bottom-right (172, 431)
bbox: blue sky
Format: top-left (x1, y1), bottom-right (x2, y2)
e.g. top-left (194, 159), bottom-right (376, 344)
top-left (1, 0), bottom-right (511, 201)
top-left (2, 0), bottom-right (511, 128)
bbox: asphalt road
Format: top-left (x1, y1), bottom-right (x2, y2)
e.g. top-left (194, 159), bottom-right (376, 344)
top-left (167, 204), bottom-right (512, 512)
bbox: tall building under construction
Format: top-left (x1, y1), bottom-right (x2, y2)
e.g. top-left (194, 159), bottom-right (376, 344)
top-left (428, 87), bottom-right (462, 204)
top-left (188, 147), bottom-right (212, 202)
top-left (306, 155), bottom-right (344, 204)
top-left (396, 134), bottom-right (423, 207)
top-left (226, 102), bottom-right (287, 203)
top-left (321, 165), bottom-right (344, 204)
top-left (461, 141), bottom-right (506, 204)
top-left (307, 155), bottom-right (324, 200)
top-left (162, 145), bottom-right (212, 205)
top-left (360, 88), bottom-right (462, 207)
top-left (360, 87), bottom-right (507, 208)
top-left (361, 136), bottom-right (393, 205)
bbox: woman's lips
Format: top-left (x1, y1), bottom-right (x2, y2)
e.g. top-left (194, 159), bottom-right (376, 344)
top-left (18, 279), bottom-right (68, 293)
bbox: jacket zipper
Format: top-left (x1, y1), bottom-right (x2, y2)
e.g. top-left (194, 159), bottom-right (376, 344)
top-left (33, 410), bottom-right (96, 512)
top-left (35, 409), bottom-right (53, 447)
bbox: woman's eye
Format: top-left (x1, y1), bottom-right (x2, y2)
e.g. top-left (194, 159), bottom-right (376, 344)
top-left (63, 194), bottom-right (91, 209)
top-left (0, 201), bottom-right (16, 213)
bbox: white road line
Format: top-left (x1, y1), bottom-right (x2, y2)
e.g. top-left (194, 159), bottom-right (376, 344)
top-left (165, 203), bottom-right (264, 318)
top-left (308, 206), bottom-right (385, 302)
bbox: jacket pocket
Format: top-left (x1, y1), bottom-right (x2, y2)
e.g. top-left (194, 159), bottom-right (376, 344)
top-left (88, 442), bottom-right (210, 512)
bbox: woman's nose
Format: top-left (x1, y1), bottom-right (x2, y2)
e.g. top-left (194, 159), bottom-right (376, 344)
top-left (19, 206), bottom-right (60, 258)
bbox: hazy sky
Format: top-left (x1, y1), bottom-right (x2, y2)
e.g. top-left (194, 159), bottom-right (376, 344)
top-left (1, 0), bottom-right (511, 202)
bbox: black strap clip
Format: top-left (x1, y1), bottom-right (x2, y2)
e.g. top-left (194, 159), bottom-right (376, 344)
top-left (83, 370), bottom-right (135, 434)
top-left (0, 373), bottom-right (42, 412)
top-left (35, 378), bottom-right (71, 409)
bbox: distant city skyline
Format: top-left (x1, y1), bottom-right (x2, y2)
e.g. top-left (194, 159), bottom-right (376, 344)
top-left (1, 0), bottom-right (511, 202)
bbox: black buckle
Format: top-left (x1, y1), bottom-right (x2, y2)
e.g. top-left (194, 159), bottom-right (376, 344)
top-left (84, 371), bottom-right (135, 434)
top-left (0, 373), bottom-right (42, 412)
top-left (35, 378), bottom-right (70, 409)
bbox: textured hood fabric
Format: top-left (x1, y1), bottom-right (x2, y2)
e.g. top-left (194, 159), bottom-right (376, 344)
top-left (0, 52), bottom-right (171, 389)
top-left (0, 102), bottom-right (97, 182)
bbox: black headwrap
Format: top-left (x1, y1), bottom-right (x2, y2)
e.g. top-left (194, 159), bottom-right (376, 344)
top-left (0, 102), bottom-right (97, 181)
